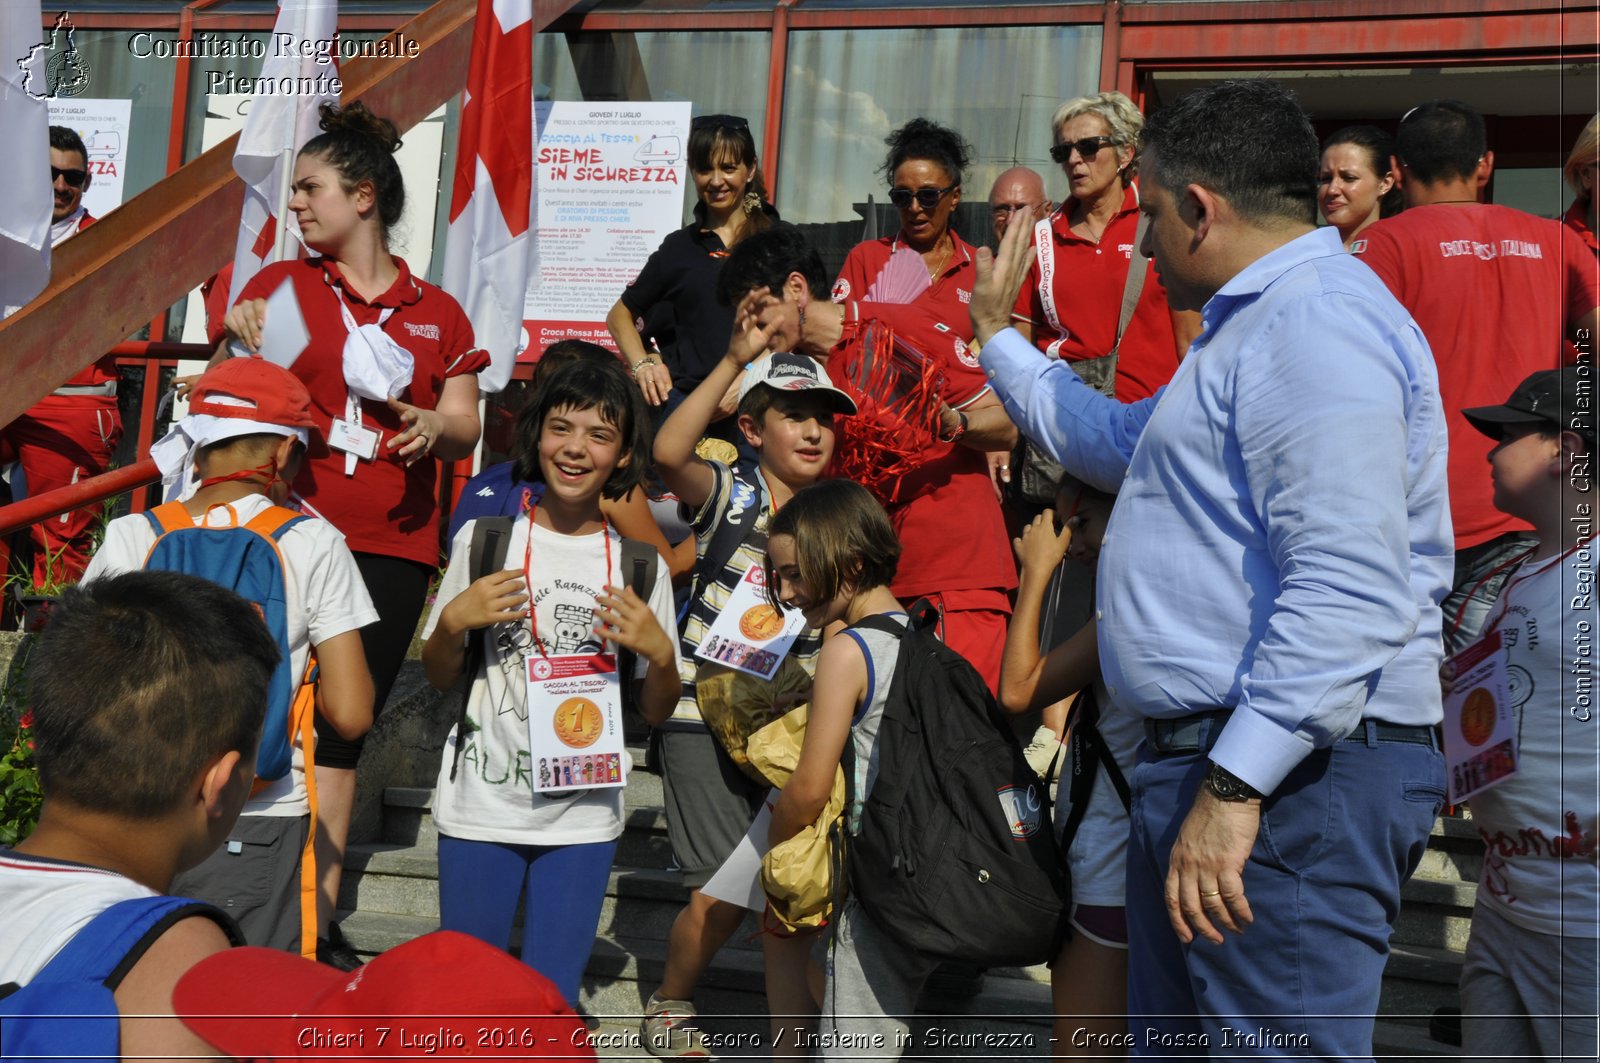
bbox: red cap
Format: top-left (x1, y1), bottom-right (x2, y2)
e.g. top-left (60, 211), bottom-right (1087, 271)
top-left (173, 930), bottom-right (595, 1061)
top-left (190, 357), bottom-right (316, 429)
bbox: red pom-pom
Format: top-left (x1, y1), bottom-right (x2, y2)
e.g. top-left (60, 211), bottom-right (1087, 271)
top-left (827, 320), bottom-right (949, 504)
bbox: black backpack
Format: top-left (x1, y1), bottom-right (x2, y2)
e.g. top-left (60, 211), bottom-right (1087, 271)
top-left (846, 602), bottom-right (1069, 967)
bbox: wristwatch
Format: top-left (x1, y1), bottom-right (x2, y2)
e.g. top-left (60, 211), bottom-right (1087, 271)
top-left (1203, 761), bottom-right (1263, 802)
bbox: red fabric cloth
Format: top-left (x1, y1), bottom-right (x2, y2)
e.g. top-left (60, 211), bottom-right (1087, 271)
top-left (830, 235), bottom-right (1016, 600)
top-left (1009, 185), bottom-right (1181, 402)
top-left (0, 395), bottom-right (120, 585)
top-left (1565, 197), bottom-right (1600, 258)
top-left (236, 257), bottom-right (487, 565)
top-left (1356, 203), bottom-right (1600, 550)
top-left (921, 589), bottom-right (1011, 695)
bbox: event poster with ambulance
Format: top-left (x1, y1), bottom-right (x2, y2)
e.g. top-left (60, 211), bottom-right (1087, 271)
top-left (523, 101), bottom-right (691, 358)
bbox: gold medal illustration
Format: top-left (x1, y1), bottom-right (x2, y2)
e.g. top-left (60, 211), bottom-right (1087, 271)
top-left (738, 604), bottom-right (785, 642)
top-left (553, 696), bottom-right (604, 748)
top-left (1459, 686), bottom-right (1496, 747)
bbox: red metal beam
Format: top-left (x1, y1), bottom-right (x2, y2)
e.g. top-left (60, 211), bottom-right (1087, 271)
top-left (0, 460), bottom-right (160, 538)
top-left (1098, 0), bottom-right (1123, 94)
top-left (762, 1), bottom-right (797, 203)
top-left (1, 0), bottom-right (583, 431)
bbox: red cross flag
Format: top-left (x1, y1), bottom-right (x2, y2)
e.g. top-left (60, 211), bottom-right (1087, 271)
top-left (441, 0), bottom-right (536, 394)
top-left (225, 0), bottom-right (340, 307)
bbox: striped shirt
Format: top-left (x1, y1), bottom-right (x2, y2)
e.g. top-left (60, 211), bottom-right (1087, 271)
top-left (670, 460), bottom-right (823, 729)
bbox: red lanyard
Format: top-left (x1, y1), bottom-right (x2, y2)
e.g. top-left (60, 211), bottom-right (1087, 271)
top-left (1446, 545), bottom-right (1537, 644)
top-left (521, 501), bottom-right (611, 661)
top-left (1476, 539), bottom-right (1590, 638)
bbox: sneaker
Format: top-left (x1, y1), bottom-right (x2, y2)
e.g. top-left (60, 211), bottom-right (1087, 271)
top-left (640, 994), bottom-right (712, 1059)
top-left (1022, 726), bottom-right (1066, 784)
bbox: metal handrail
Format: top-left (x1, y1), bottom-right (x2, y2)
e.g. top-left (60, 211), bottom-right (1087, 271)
top-left (0, 460), bottom-right (160, 538)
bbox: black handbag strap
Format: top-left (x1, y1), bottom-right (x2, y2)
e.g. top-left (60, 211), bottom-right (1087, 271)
top-left (1056, 686), bottom-right (1131, 853)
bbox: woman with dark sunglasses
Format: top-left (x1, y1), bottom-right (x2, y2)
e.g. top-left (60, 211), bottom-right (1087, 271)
top-left (606, 114), bottom-right (776, 454)
top-left (830, 118), bottom-right (1020, 700)
top-left (1011, 92), bottom-right (1197, 405)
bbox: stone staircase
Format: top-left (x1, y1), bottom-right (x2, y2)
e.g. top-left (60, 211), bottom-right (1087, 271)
top-left (335, 737), bottom-right (1475, 1061)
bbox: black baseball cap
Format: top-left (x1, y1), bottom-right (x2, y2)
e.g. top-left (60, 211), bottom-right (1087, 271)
top-left (1461, 366), bottom-right (1595, 442)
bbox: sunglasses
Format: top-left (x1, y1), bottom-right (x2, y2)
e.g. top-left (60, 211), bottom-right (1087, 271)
top-left (52, 166), bottom-right (88, 188)
top-left (888, 182), bottom-right (958, 211)
top-left (1049, 136), bottom-right (1119, 164)
top-left (691, 113), bottom-right (749, 132)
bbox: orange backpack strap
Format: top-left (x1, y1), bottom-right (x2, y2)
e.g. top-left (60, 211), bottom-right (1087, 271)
top-left (292, 652), bottom-right (320, 961)
top-left (146, 501), bottom-right (196, 535)
top-left (243, 504), bottom-right (309, 539)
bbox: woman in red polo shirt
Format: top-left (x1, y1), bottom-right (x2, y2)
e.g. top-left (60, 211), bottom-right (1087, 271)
top-left (221, 102), bottom-right (486, 962)
top-left (830, 118), bottom-right (1018, 694)
top-left (1011, 91), bottom-right (1194, 402)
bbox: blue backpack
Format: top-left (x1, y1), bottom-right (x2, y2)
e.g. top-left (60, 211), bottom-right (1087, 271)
top-left (0, 895), bottom-right (240, 1061)
top-left (140, 501), bottom-right (311, 782)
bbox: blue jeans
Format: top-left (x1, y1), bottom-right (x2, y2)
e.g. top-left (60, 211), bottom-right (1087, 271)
top-left (437, 834), bottom-right (619, 1008)
top-left (1126, 726), bottom-right (1446, 1059)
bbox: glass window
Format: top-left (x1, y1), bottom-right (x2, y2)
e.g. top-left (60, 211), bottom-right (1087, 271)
top-left (533, 30), bottom-right (770, 220)
top-left (45, 28), bottom-right (178, 209)
top-left (1493, 167), bottom-right (1566, 220)
top-left (777, 24), bottom-right (1101, 275)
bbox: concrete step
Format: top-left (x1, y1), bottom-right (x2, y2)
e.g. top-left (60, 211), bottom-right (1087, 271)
top-left (1381, 942), bottom-right (1466, 1019)
top-left (1393, 877), bottom-right (1476, 952)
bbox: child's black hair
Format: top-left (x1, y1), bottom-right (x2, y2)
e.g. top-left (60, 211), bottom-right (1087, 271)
top-left (716, 225), bottom-right (829, 307)
top-left (514, 357), bottom-right (652, 501)
top-left (30, 570), bottom-right (280, 818)
top-left (512, 341), bottom-right (631, 485)
top-left (765, 480), bottom-right (900, 609)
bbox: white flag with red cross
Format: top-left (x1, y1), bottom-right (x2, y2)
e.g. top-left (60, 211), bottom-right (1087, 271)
top-left (441, 0), bottom-right (536, 394)
top-left (225, 0), bottom-right (340, 308)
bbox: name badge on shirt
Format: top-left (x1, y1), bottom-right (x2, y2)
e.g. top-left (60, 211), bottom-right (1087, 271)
top-left (695, 564), bottom-right (808, 681)
top-left (1442, 629), bottom-right (1519, 802)
top-left (525, 653), bottom-right (626, 792)
top-left (328, 418), bottom-right (380, 461)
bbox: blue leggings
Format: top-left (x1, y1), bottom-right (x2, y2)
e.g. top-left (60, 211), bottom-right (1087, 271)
top-left (437, 833), bottom-right (618, 1008)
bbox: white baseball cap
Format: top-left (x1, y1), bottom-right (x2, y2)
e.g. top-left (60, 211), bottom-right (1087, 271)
top-left (737, 352), bottom-right (858, 415)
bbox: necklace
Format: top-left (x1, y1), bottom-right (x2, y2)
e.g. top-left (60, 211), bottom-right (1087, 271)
top-left (924, 234), bottom-right (954, 279)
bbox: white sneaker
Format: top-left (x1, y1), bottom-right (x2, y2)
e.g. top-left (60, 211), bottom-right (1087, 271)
top-left (640, 994), bottom-right (713, 1059)
top-left (1022, 726), bottom-right (1066, 784)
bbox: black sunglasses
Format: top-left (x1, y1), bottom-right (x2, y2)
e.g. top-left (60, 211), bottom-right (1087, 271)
top-left (888, 182), bottom-right (958, 211)
top-left (691, 113), bottom-right (749, 132)
top-left (1049, 136), bottom-right (1119, 164)
top-left (51, 166), bottom-right (88, 188)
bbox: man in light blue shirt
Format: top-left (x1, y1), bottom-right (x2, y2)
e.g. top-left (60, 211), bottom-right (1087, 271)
top-left (972, 80), bottom-right (1451, 1058)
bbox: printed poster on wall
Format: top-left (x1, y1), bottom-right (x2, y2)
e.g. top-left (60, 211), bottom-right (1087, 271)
top-left (523, 101), bottom-right (692, 358)
top-left (46, 98), bottom-right (132, 220)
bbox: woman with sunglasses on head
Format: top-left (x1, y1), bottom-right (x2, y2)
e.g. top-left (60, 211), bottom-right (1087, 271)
top-left (1011, 92), bottom-right (1196, 404)
top-left (829, 118), bottom-right (1019, 696)
top-left (1318, 125), bottom-right (1401, 248)
top-left (607, 114), bottom-right (776, 453)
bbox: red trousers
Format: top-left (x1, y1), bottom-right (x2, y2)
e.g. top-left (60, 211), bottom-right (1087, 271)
top-left (0, 395), bottom-right (121, 586)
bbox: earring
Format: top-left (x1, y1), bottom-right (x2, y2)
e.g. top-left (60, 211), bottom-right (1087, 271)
top-left (743, 189), bottom-right (761, 216)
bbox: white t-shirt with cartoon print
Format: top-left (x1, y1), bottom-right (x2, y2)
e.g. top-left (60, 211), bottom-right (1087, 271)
top-left (1468, 546), bottom-right (1600, 938)
top-left (424, 518), bottom-right (680, 846)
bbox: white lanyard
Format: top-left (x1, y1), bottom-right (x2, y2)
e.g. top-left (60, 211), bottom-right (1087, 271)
top-left (1033, 213), bottom-right (1068, 359)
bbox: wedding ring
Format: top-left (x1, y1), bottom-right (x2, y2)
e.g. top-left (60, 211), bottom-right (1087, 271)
top-left (1200, 890), bottom-right (1222, 898)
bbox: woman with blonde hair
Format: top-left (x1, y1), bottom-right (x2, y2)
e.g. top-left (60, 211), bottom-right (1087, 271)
top-left (1564, 114), bottom-right (1599, 257)
top-left (1011, 91), bottom-right (1196, 404)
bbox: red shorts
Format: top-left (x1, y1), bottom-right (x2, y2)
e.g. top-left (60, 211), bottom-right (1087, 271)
top-left (919, 588), bottom-right (1010, 695)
